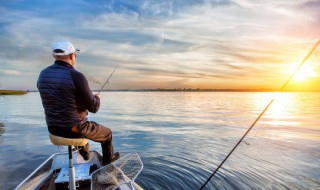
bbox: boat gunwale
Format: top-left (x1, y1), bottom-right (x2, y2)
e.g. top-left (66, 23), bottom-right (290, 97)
top-left (14, 154), bottom-right (56, 190)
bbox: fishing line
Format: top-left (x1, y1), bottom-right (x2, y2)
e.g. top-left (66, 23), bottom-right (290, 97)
top-left (199, 39), bottom-right (320, 190)
top-left (98, 64), bottom-right (119, 94)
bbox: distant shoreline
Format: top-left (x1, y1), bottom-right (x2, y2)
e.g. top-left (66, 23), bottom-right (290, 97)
top-left (11, 89), bottom-right (320, 93)
top-left (0, 90), bottom-right (28, 95)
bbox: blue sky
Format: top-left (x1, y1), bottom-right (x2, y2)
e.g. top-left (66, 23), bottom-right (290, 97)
top-left (0, 0), bottom-right (319, 90)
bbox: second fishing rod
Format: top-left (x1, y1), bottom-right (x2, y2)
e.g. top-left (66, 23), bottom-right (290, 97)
top-left (199, 39), bottom-right (320, 190)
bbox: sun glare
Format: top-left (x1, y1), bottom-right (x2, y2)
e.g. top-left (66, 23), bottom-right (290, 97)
top-left (292, 64), bottom-right (317, 82)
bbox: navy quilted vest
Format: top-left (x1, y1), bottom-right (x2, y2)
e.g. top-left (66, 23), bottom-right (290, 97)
top-left (37, 62), bottom-right (80, 128)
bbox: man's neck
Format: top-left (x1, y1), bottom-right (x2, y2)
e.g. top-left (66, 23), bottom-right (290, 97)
top-left (55, 59), bottom-right (74, 67)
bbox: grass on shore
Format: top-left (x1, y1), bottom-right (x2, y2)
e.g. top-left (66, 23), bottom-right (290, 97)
top-left (0, 90), bottom-right (27, 95)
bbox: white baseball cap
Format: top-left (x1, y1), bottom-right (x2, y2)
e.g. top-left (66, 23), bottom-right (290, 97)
top-left (52, 40), bottom-right (80, 56)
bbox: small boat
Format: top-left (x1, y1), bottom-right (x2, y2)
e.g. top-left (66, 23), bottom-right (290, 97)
top-left (15, 150), bottom-right (143, 190)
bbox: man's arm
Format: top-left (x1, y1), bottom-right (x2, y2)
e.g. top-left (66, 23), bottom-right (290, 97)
top-left (71, 70), bottom-right (100, 113)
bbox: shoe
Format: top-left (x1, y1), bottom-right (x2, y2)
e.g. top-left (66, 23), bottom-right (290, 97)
top-left (78, 143), bottom-right (90, 160)
top-left (102, 152), bottom-right (120, 165)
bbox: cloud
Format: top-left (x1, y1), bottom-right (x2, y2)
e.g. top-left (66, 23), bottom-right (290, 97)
top-left (0, 70), bottom-right (21, 76)
top-left (0, 0), bottom-right (319, 90)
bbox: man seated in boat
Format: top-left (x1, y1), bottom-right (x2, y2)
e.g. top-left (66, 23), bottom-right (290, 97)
top-left (37, 40), bottom-right (120, 165)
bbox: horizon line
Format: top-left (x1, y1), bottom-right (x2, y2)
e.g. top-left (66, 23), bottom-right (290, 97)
top-left (2, 88), bottom-right (320, 92)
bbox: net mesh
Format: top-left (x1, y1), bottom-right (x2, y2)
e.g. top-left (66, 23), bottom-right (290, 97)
top-left (91, 153), bottom-right (143, 190)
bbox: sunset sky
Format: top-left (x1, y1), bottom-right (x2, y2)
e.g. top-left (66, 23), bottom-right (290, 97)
top-left (0, 0), bottom-right (319, 91)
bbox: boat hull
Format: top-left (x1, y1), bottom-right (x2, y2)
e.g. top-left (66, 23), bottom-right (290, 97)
top-left (15, 151), bottom-right (143, 190)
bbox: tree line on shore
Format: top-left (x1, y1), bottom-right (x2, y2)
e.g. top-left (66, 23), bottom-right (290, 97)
top-left (0, 90), bottom-right (27, 95)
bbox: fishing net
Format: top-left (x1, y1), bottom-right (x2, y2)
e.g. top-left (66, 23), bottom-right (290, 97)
top-left (91, 153), bottom-right (143, 190)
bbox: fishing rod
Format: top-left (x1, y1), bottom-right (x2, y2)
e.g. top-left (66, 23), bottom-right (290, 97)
top-left (98, 64), bottom-right (119, 94)
top-left (199, 39), bottom-right (320, 190)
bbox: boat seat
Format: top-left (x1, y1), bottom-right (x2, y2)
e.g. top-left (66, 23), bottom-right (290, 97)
top-left (49, 133), bottom-right (88, 146)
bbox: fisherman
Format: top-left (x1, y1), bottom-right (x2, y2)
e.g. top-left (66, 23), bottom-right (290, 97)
top-left (37, 40), bottom-right (119, 165)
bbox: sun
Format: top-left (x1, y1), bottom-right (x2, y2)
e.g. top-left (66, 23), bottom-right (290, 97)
top-left (292, 64), bottom-right (318, 82)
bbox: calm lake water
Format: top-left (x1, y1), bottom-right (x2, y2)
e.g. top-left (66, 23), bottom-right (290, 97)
top-left (0, 92), bottom-right (319, 190)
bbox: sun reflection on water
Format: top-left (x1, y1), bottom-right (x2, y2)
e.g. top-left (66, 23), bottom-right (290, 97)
top-left (252, 92), bottom-right (320, 142)
top-left (266, 93), bottom-right (297, 120)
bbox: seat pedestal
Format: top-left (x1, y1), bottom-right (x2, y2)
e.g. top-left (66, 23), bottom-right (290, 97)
top-left (49, 134), bottom-right (88, 190)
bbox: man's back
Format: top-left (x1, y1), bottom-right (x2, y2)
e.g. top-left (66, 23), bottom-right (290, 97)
top-left (37, 61), bottom-right (80, 135)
